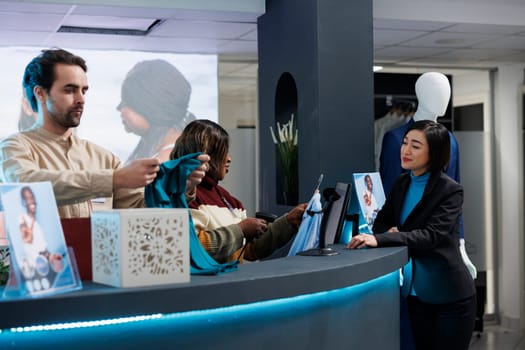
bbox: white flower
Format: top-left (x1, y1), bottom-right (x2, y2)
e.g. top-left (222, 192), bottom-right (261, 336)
top-left (269, 114), bottom-right (297, 145)
top-left (269, 113), bottom-right (299, 194)
top-left (270, 126), bottom-right (278, 144)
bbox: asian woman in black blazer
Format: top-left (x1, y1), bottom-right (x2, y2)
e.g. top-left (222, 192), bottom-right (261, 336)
top-left (348, 120), bottom-right (476, 350)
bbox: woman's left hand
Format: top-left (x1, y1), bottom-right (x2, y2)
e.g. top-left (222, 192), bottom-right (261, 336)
top-left (186, 154), bottom-right (210, 196)
top-left (286, 203), bottom-right (307, 229)
top-left (347, 233), bottom-right (378, 249)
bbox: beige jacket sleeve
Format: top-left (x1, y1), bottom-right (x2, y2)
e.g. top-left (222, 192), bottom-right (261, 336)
top-left (0, 132), bottom-right (145, 208)
top-left (0, 135), bottom-right (113, 205)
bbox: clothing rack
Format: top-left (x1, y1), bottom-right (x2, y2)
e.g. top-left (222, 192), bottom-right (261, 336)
top-left (374, 94), bottom-right (417, 120)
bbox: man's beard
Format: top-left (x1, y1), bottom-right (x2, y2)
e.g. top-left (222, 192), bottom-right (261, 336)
top-left (49, 108), bottom-right (82, 128)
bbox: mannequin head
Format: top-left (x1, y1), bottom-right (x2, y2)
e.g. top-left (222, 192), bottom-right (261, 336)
top-left (413, 72), bottom-right (451, 122)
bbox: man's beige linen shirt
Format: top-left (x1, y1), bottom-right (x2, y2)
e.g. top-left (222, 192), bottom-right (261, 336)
top-left (0, 127), bottom-right (144, 218)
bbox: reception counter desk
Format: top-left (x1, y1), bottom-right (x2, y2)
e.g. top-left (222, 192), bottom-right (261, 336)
top-left (0, 245), bottom-right (407, 350)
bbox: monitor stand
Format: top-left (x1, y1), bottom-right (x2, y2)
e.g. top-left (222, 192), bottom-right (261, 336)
top-left (298, 247), bottom-right (339, 256)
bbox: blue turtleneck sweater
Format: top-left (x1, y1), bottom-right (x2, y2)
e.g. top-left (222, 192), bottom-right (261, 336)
top-left (400, 171), bottom-right (430, 225)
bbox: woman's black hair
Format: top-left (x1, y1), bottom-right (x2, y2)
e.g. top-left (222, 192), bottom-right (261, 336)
top-left (20, 186), bottom-right (35, 207)
top-left (364, 174), bottom-right (372, 187)
top-left (404, 120), bottom-right (450, 173)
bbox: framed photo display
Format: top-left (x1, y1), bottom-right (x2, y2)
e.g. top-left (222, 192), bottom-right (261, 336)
top-left (0, 182), bottom-right (81, 297)
top-left (353, 173), bottom-right (386, 233)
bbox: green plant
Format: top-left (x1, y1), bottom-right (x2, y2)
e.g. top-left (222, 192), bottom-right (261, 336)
top-left (270, 114), bottom-right (298, 196)
top-left (0, 249), bottom-right (9, 286)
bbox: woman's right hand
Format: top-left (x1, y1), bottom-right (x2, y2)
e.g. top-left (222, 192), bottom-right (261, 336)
top-left (238, 217), bottom-right (268, 240)
top-left (347, 233), bottom-right (378, 249)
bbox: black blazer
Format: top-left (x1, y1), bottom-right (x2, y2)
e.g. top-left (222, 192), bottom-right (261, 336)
top-left (373, 171), bottom-right (475, 304)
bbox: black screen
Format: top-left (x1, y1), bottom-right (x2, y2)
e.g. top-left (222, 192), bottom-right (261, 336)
top-left (323, 182), bottom-right (351, 245)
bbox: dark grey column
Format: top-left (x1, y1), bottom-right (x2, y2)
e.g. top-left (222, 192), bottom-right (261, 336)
top-left (258, 0), bottom-right (374, 214)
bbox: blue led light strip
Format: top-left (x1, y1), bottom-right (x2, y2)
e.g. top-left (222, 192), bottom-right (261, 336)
top-left (3, 314), bottom-right (163, 334)
top-left (0, 271), bottom-right (398, 335)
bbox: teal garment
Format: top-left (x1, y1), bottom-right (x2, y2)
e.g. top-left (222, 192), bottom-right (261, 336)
top-left (145, 152), bottom-right (238, 275)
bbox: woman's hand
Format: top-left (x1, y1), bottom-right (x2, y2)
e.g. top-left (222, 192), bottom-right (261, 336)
top-left (186, 154), bottom-right (210, 196)
top-left (347, 233), bottom-right (378, 249)
top-left (286, 203), bottom-right (307, 229)
top-left (238, 218), bottom-right (268, 240)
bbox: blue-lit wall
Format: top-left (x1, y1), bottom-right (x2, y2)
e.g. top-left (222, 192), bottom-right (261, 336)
top-left (0, 271), bottom-right (399, 350)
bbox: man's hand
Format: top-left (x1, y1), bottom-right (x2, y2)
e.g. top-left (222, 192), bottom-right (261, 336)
top-left (113, 158), bottom-right (160, 189)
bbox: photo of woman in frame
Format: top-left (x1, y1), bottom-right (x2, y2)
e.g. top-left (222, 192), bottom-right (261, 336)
top-left (353, 173), bottom-right (386, 233)
top-left (0, 182), bottom-right (80, 296)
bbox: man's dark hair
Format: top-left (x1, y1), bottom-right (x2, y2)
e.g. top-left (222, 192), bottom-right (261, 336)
top-left (23, 48), bottom-right (87, 112)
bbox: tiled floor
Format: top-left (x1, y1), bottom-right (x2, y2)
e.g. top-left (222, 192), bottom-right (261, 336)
top-left (469, 325), bottom-right (525, 350)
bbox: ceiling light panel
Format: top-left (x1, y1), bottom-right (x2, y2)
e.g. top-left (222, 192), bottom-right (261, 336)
top-left (48, 31), bottom-right (143, 49)
top-left (62, 15), bottom-right (157, 31)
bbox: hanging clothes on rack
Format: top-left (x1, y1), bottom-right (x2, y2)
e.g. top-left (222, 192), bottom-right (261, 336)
top-left (374, 98), bottom-right (416, 170)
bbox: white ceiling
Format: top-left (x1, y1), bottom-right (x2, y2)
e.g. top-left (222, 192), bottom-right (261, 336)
top-left (1, 0), bottom-right (524, 93)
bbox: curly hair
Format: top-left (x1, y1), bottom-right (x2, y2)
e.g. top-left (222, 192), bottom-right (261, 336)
top-left (170, 119), bottom-right (229, 180)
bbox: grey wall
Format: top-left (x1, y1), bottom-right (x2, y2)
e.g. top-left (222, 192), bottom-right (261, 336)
top-left (257, 0), bottom-right (374, 215)
top-left (455, 131), bottom-right (488, 271)
top-left (221, 128), bottom-right (256, 216)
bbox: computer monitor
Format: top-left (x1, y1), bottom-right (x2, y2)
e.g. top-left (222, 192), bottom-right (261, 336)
top-left (322, 182), bottom-right (351, 245)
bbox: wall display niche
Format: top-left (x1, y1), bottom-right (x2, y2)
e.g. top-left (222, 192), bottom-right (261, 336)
top-left (273, 73), bottom-right (299, 206)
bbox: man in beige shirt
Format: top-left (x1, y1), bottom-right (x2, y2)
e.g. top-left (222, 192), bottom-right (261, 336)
top-left (0, 48), bottom-right (208, 218)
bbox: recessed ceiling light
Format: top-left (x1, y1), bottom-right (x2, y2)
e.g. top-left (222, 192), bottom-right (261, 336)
top-left (58, 16), bottom-right (162, 36)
